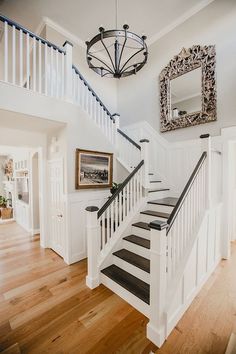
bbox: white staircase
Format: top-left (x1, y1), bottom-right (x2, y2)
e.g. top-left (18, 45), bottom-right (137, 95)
top-left (0, 14), bottom-right (223, 349)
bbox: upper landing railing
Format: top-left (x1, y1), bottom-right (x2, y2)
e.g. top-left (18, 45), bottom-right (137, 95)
top-left (0, 13), bottom-right (141, 167)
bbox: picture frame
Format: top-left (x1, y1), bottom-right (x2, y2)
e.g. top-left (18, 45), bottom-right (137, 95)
top-left (75, 149), bottom-right (113, 189)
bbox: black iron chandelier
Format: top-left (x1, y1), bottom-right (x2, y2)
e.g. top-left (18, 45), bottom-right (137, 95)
top-left (85, 1), bottom-right (148, 78)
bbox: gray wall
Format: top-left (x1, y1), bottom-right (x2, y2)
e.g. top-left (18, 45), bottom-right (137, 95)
top-left (117, 0), bottom-right (236, 142)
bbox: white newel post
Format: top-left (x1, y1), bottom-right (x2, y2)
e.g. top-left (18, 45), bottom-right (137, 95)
top-left (200, 134), bottom-right (212, 209)
top-left (140, 139), bottom-right (150, 192)
top-left (85, 206), bottom-right (100, 289)
top-left (63, 40), bottom-right (73, 103)
top-left (112, 113), bottom-right (120, 149)
top-left (147, 220), bottom-right (168, 347)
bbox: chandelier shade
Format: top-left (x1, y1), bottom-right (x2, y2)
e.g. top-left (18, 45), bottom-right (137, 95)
top-left (86, 25), bottom-right (148, 78)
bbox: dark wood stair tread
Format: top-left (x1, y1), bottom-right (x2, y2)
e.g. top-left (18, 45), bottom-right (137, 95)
top-left (113, 249), bottom-right (150, 273)
top-left (148, 197), bottom-right (178, 207)
top-left (148, 173), bottom-right (154, 176)
top-left (141, 210), bottom-right (170, 219)
top-left (123, 235), bottom-right (150, 249)
top-left (150, 180), bottom-right (161, 183)
top-left (132, 221), bottom-right (150, 231)
top-left (148, 188), bottom-right (170, 193)
top-left (101, 265), bottom-right (150, 304)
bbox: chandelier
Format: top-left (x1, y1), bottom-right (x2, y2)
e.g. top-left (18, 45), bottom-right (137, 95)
top-left (85, 1), bottom-right (148, 78)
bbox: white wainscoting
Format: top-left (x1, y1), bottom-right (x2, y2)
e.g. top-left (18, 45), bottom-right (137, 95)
top-left (67, 189), bottom-right (110, 264)
top-left (122, 121), bottom-right (169, 182)
top-left (166, 203), bottom-right (222, 336)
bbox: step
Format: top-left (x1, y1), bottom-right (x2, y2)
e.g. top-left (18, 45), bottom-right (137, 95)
top-left (123, 235), bottom-right (150, 249)
top-left (148, 188), bottom-right (170, 193)
top-left (148, 197), bottom-right (178, 213)
top-left (149, 197), bottom-right (178, 207)
top-left (140, 209), bottom-right (170, 223)
top-left (113, 249), bottom-right (150, 273)
top-left (131, 222), bottom-right (150, 238)
top-left (101, 265), bottom-right (150, 304)
top-left (150, 180), bottom-right (162, 183)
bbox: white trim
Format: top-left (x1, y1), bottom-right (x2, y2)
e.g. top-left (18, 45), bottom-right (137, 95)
top-left (147, 0), bottom-right (216, 46)
top-left (33, 0), bottom-right (215, 52)
top-left (42, 16), bottom-right (86, 48)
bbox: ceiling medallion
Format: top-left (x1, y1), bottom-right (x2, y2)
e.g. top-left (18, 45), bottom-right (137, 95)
top-left (85, 1), bottom-right (148, 78)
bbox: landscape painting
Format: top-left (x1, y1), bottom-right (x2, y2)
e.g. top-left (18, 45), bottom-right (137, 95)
top-left (75, 149), bottom-right (113, 189)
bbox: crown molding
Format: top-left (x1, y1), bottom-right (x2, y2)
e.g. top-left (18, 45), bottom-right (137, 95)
top-left (38, 16), bottom-right (86, 49)
top-left (35, 0), bottom-right (215, 52)
top-left (147, 0), bottom-right (216, 47)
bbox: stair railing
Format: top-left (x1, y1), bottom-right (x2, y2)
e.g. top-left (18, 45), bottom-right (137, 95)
top-left (0, 14), bottom-right (66, 98)
top-left (146, 135), bottom-right (211, 347)
top-left (0, 13), bottom-right (142, 169)
top-left (85, 137), bottom-right (150, 290)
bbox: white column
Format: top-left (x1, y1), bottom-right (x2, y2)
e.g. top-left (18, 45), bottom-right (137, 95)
top-left (147, 220), bottom-right (168, 348)
top-left (200, 134), bottom-right (212, 209)
top-left (63, 41), bottom-right (73, 103)
top-left (140, 139), bottom-right (150, 192)
top-left (85, 206), bottom-right (101, 289)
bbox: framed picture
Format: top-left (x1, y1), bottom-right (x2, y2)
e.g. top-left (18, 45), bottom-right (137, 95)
top-left (75, 149), bottom-right (113, 189)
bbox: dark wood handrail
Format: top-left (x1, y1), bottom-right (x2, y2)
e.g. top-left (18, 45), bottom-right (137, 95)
top-left (0, 14), bottom-right (66, 54)
top-left (167, 151), bottom-right (207, 234)
top-left (117, 129), bottom-right (141, 150)
top-left (97, 160), bottom-right (144, 219)
top-left (72, 64), bottom-right (113, 120)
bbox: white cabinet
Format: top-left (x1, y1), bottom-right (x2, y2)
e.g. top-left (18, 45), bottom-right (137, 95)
top-left (15, 200), bottom-right (30, 231)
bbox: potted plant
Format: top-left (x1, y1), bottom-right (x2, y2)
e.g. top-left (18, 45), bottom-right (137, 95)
top-left (0, 196), bottom-right (12, 220)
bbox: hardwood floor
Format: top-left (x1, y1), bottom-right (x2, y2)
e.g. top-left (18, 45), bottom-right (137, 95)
top-left (0, 222), bottom-right (236, 354)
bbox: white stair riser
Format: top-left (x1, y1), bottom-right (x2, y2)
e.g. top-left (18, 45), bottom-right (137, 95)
top-left (148, 190), bottom-right (170, 199)
top-left (101, 273), bottom-right (150, 317)
top-left (123, 239), bottom-right (150, 259)
top-left (139, 213), bottom-right (168, 224)
top-left (147, 203), bottom-right (174, 214)
top-left (131, 226), bottom-right (150, 239)
top-left (149, 182), bottom-right (163, 189)
top-left (113, 255), bottom-right (150, 284)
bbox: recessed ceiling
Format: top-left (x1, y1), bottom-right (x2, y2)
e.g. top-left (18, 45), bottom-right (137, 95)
top-left (0, 0), bottom-right (214, 45)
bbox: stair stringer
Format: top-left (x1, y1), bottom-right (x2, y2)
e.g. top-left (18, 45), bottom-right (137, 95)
top-left (98, 197), bottom-right (148, 271)
top-left (164, 203), bottom-right (222, 339)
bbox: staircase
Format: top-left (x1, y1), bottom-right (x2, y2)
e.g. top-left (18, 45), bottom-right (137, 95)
top-left (101, 196), bottom-right (177, 309)
top-left (0, 13), bottom-right (223, 349)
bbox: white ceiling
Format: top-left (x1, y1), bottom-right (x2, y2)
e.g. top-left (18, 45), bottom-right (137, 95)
top-left (0, 0), bottom-right (214, 45)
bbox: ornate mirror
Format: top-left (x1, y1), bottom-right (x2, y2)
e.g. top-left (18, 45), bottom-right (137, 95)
top-left (159, 45), bottom-right (216, 132)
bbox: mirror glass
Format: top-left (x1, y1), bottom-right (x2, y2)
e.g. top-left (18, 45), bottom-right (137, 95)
top-left (170, 67), bottom-right (202, 119)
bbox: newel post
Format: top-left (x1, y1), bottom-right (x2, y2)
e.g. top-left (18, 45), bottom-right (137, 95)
top-left (200, 134), bottom-right (212, 209)
top-left (140, 139), bottom-right (150, 192)
top-left (63, 40), bottom-right (73, 102)
top-left (112, 113), bottom-right (120, 148)
top-left (85, 206), bottom-right (100, 289)
top-left (147, 220), bottom-right (168, 348)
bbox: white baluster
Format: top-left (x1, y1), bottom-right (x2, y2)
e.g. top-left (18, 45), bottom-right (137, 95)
top-left (56, 49), bottom-right (59, 98)
top-left (33, 37), bottom-right (36, 91)
top-left (12, 25), bottom-right (16, 84)
top-left (50, 46), bottom-right (53, 96)
top-left (19, 29), bottom-right (23, 87)
top-left (4, 21), bottom-right (8, 82)
top-left (44, 44), bottom-right (48, 95)
top-left (38, 40), bottom-right (42, 93)
top-left (26, 32), bottom-right (30, 89)
top-left (61, 54), bottom-right (65, 98)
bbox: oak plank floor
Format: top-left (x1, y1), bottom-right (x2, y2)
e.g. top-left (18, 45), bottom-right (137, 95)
top-left (0, 222), bottom-right (236, 354)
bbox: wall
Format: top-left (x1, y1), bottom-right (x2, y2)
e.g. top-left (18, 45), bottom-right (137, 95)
top-left (45, 25), bottom-right (118, 114)
top-left (117, 0), bottom-right (236, 142)
top-left (0, 155), bottom-right (7, 195)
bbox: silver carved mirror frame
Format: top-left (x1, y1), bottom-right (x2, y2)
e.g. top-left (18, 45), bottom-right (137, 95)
top-left (159, 45), bottom-right (217, 132)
